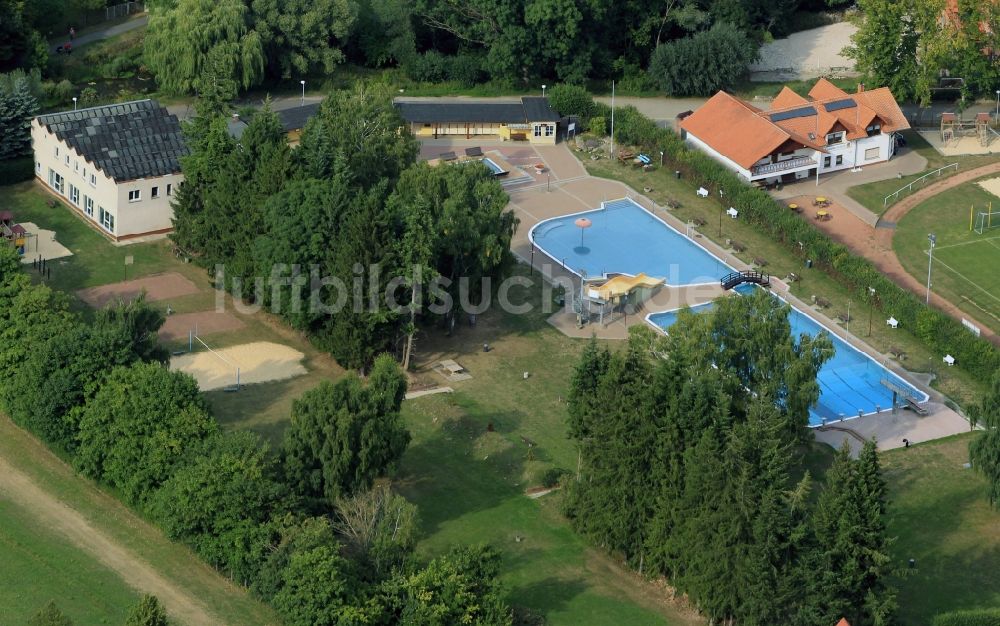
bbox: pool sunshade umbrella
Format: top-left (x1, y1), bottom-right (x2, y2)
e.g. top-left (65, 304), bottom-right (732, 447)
top-left (575, 217), bottom-right (593, 245)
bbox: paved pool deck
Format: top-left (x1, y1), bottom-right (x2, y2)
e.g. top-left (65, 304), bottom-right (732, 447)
top-left (499, 142), bottom-right (971, 453)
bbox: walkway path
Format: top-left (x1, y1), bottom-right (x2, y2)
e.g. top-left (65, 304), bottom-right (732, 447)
top-left (51, 14), bottom-right (148, 48)
top-left (0, 454), bottom-right (220, 626)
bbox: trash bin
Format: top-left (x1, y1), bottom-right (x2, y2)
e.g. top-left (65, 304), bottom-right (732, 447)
top-left (805, 259), bottom-right (813, 269)
top-left (674, 170), bottom-right (681, 179)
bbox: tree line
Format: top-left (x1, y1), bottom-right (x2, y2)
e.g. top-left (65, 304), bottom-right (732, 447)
top-left (172, 82), bottom-right (516, 372)
top-left (566, 291), bottom-right (897, 625)
top-left (0, 243), bottom-right (513, 625)
top-left (849, 0), bottom-right (1000, 103)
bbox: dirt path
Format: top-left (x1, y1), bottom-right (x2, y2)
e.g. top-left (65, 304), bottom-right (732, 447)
top-left (824, 161), bottom-right (1000, 346)
top-left (0, 456), bottom-right (220, 626)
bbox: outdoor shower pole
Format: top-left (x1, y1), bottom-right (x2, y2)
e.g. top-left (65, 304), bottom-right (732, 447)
top-left (926, 234), bottom-right (936, 304)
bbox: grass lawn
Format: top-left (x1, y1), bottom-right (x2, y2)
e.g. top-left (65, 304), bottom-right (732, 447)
top-left (893, 176), bottom-right (1000, 337)
top-left (0, 495), bottom-right (139, 623)
top-left (581, 154), bottom-right (985, 407)
top-left (0, 416), bottom-right (279, 625)
top-left (883, 433), bottom-right (1000, 623)
top-left (847, 130), bottom-right (998, 216)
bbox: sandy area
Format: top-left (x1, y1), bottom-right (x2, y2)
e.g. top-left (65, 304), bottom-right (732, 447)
top-left (171, 340), bottom-right (307, 391)
top-left (978, 176), bottom-right (1000, 200)
top-left (16, 222), bottom-right (72, 264)
top-left (920, 130), bottom-right (1000, 156)
top-left (749, 22), bottom-right (859, 81)
top-left (77, 272), bottom-right (199, 308)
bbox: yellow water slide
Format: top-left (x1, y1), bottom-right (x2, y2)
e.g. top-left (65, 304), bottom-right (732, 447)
top-left (587, 273), bottom-right (664, 301)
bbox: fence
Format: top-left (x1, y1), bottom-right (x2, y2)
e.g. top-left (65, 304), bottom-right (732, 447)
top-left (106, 2), bottom-right (144, 20)
top-left (883, 163), bottom-right (959, 208)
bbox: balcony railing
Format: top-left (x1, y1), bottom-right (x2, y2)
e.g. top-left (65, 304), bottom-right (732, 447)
top-left (751, 156), bottom-right (816, 177)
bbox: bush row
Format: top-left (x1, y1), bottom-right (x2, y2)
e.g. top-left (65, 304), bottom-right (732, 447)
top-left (0, 156), bottom-right (34, 184)
top-left (595, 95), bottom-right (1000, 382)
top-left (933, 609), bottom-right (1000, 626)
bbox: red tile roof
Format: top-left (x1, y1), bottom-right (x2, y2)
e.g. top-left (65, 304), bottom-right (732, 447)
top-left (679, 80), bottom-right (910, 171)
top-left (836, 619), bottom-right (851, 626)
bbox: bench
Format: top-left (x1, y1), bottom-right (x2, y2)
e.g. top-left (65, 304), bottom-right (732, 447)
top-left (753, 257), bottom-right (768, 267)
top-left (888, 346), bottom-right (907, 360)
top-left (836, 312), bottom-right (851, 324)
top-left (813, 296), bottom-right (831, 308)
top-left (729, 240), bottom-right (746, 253)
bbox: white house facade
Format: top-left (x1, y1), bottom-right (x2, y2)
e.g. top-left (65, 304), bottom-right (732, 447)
top-left (678, 79), bottom-right (909, 186)
top-left (32, 99), bottom-right (188, 242)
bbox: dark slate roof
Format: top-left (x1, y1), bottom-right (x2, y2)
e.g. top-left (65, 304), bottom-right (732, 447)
top-left (36, 100), bottom-right (187, 183)
top-left (277, 103), bottom-right (321, 132)
top-left (521, 97), bottom-right (560, 122)
top-left (394, 97), bottom-right (561, 124)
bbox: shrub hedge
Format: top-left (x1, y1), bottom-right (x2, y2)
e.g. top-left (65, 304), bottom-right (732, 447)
top-left (594, 94), bottom-right (1000, 383)
top-left (0, 156), bottom-right (34, 185)
top-left (932, 609), bottom-right (1000, 626)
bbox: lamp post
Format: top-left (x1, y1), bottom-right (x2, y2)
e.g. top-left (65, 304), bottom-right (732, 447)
top-left (995, 90), bottom-right (999, 120)
top-left (542, 84), bottom-right (546, 98)
top-left (718, 188), bottom-right (724, 237)
top-left (659, 150), bottom-right (664, 167)
top-left (72, 97), bottom-right (77, 111)
top-left (926, 233), bottom-right (936, 304)
top-left (300, 80), bottom-right (306, 107)
top-left (867, 286), bottom-right (876, 336)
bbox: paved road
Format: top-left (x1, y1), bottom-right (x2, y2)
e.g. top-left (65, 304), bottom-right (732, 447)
top-left (51, 14), bottom-right (148, 49)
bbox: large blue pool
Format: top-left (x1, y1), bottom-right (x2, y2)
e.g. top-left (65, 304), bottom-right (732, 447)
top-left (647, 287), bottom-right (929, 425)
top-left (529, 198), bottom-right (729, 285)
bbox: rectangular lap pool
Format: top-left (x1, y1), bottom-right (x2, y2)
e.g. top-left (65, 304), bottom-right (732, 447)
top-left (647, 287), bottom-right (929, 426)
top-left (529, 198), bottom-right (729, 286)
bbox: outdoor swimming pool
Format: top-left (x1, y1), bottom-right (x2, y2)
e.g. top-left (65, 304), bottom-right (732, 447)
top-left (646, 288), bottom-right (929, 426)
top-left (529, 198), bottom-right (729, 285)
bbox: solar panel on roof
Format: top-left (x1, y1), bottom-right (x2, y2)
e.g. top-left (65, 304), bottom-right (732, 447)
top-left (769, 106), bottom-right (816, 122)
top-left (824, 98), bottom-right (857, 112)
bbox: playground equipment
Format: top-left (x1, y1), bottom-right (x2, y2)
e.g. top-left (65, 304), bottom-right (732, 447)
top-left (580, 273), bottom-right (665, 326)
top-left (0, 211), bottom-right (28, 256)
top-left (586, 272), bottom-right (664, 302)
top-left (941, 111), bottom-right (994, 147)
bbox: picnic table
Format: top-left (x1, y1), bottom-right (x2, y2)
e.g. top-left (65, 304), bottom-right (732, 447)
top-left (788, 203), bottom-right (801, 213)
top-left (815, 210), bottom-right (831, 221)
top-left (440, 359), bottom-right (465, 374)
top-left (813, 196), bottom-right (831, 207)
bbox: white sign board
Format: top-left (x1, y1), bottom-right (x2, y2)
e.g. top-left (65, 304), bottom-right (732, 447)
top-left (962, 318), bottom-right (981, 336)
top-left (124, 255), bottom-right (134, 266)
top-left (568, 122), bottom-right (576, 132)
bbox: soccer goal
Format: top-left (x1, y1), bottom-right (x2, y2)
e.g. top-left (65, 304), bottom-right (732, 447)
top-left (973, 209), bottom-right (1000, 234)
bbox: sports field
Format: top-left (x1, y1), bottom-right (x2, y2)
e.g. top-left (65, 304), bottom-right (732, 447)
top-left (894, 177), bottom-right (1000, 334)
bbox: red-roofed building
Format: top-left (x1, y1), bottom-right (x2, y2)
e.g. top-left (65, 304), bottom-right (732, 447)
top-left (679, 79), bottom-right (910, 185)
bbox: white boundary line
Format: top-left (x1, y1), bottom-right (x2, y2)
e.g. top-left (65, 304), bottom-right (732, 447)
top-left (642, 287), bottom-right (930, 426)
top-left (527, 197), bottom-right (731, 288)
top-left (934, 234), bottom-right (1000, 251)
top-left (930, 253), bottom-right (1000, 307)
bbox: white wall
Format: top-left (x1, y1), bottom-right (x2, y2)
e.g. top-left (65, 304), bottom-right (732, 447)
top-left (32, 119), bottom-right (181, 241)
top-left (685, 133), bottom-right (753, 181)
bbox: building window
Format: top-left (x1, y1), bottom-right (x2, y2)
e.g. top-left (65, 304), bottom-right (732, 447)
top-left (534, 125), bottom-right (542, 137)
top-left (54, 146), bottom-right (59, 158)
top-left (835, 155), bottom-right (844, 166)
top-left (151, 186), bottom-right (159, 199)
top-left (65, 154), bottom-right (70, 166)
top-left (865, 147), bottom-right (881, 160)
top-left (84, 196), bottom-right (94, 217)
top-left (826, 132), bottom-right (845, 145)
top-left (82, 167), bottom-right (87, 179)
top-left (35, 161), bottom-right (41, 173)
top-left (49, 169), bottom-right (64, 194)
top-left (166, 183), bottom-right (172, 196)
top-left (69, 184), bottom-right (79, 206)
top-left (128, 189), bottom-right (141, 202)
top-left (89, 173), bottom-right (97, 187)
top-left (74, 160), bottom-right (79, 173)
top-left (866, 123), bottom-right (882, 137)
top-left (823, 156), bottom-right (831, 168)
top-left (99, 206), bottom-right (114, 232)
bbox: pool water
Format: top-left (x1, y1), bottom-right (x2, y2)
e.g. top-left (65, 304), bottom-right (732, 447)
top-left (647, 287), bottom-right (929, 425)
top-left (482, 157), bottom-right (505, 176)
top-left (529, 198), bottom-right (729, 285)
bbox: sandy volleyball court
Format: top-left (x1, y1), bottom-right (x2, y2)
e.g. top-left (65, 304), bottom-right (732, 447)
top-left (171, 341), bottom-right (307, 391)
top-left (976, 176), bottom-right (1000, 199)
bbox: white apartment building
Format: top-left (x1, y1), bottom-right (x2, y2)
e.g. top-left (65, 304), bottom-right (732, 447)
top-left (32, 99), bottom-right (187, 242)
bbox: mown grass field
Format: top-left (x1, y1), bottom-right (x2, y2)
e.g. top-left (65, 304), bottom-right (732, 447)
top-left (883, 433), bottom-right (1000, 624)
top-left (847, 130), bottom-right (997, 216)
top-left (582, 153), bottom-right (985, 407)
top-left (893, 177), bottom-right (1000, 336)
